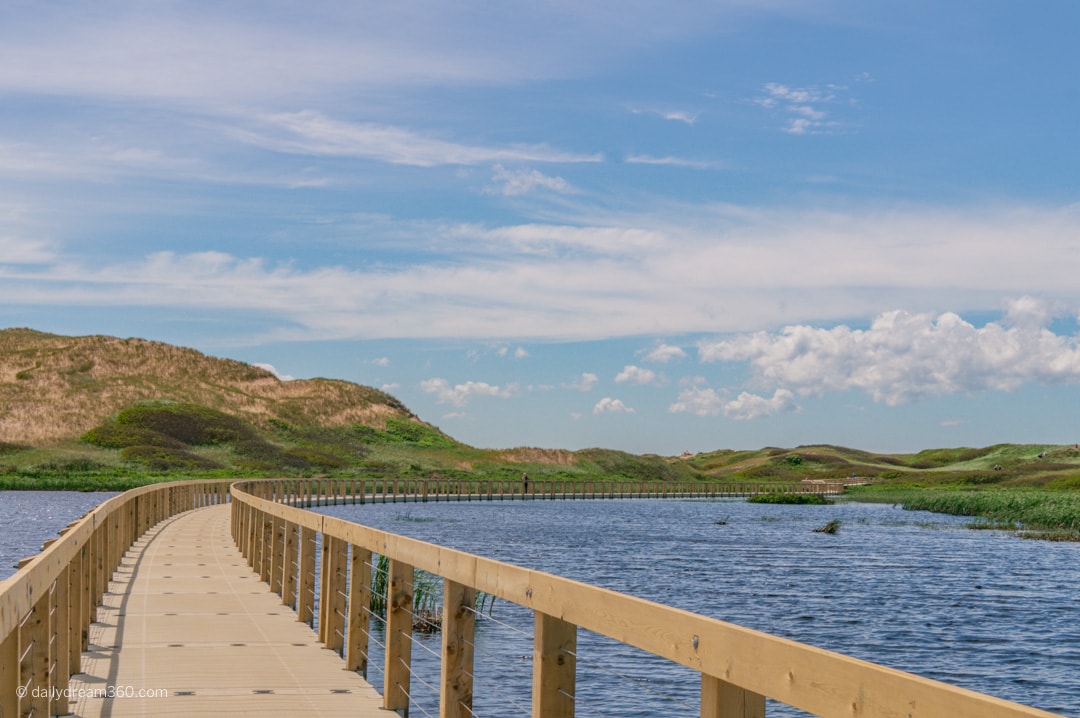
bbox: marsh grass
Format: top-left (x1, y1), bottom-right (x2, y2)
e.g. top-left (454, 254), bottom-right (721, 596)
top-left (849, 486), bottom-right (1080, 540)
top-left (747, 493), bottom-right (829, 505)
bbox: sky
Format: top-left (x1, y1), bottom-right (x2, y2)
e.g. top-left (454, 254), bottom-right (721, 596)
top-left (2, 0), bottom-right (1080, 455)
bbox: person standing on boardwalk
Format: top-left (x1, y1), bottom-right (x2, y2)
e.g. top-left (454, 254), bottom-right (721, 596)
top-left (522, 472), bottom-right (529, 494)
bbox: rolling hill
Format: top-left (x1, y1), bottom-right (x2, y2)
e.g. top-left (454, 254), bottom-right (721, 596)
top-left (0, 328), bottom-right (414, 444)
top-left (2, 327), bottom-right (1079, 490)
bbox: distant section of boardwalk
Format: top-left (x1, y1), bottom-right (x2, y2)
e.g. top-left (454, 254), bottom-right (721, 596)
top-left (69, 504), bottom-right (384, 717)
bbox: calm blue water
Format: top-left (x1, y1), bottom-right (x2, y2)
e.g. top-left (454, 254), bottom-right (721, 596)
top-left (0, 491), bottom-right (117, 579)
top-left (317, 498), bottom-right (1080, 718)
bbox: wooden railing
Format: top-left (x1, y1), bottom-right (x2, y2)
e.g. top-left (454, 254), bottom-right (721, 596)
top-left (232, 478), bottom-right (1064, 718)
top-left (0, 480), bottom-right (232, 718)
top-left (268, 478), bottom-right (844, 508)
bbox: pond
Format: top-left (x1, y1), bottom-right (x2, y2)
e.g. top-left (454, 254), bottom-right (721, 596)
top-left (316, 497), bottom-right (1080, 718)
top-left (0, 490), bottom-right (117, 579)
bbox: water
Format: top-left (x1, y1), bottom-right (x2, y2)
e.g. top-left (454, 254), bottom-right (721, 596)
top-left (0, 490), bottom-right (118, 579)
top-left (316, 498), bottom-right (1080, 717)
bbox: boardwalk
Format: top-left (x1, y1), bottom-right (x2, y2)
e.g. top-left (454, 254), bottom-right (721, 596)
top-left (69, 504), bottom-right (384, 717)
top-left (2, 479), bottom-right (1064, 718)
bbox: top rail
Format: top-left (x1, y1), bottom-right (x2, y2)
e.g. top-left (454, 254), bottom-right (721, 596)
top-left (231, 478), bottom-right (1064, 718)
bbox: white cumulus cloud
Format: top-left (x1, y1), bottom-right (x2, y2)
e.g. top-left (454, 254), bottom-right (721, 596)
top-left (668, 386), bottom-right (797, 420)
top-left (593, 397), bottom-right (635, 414)
top-left (565, 372), bottom-right (599, 392)
top-left (722, 389), bottom-right (798, 420)
top-left (614, 365), bottom-right (660, 385)
top-left (697, 298), bottom-right (1080, 406)
top-left (642, 343), bottom-right (687, 363)
top-left (420, 378), bottom-right (520, 407)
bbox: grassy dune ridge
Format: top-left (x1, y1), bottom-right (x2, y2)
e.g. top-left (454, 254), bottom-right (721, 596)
top-left (0, 328), bottom-right (411, 444)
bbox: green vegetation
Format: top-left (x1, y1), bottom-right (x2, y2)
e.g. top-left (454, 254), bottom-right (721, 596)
top-left (748, 493), bottom-right (828, 505)
top-left (369, 554), bottom-right (442, 632)
top-left (848, 486), bottom-right (1080, 540)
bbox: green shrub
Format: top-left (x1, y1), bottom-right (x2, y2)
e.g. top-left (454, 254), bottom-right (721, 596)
top-left (82, 424), bottom-right (187, 450)
top-left (120, 445), bottom-right (224, 471)
top-left (0, 442), bottom-right (31, 455)
top-left (383, 419), bottom-right (457, 447)
top-left (284, 448), bottom-right (347, 469)
top-left (24, 458), bottom-right (111, 475)
top-left (234, 439), bottom-right (348, 470)
top-left (116, 402), bottom-right (254, 445)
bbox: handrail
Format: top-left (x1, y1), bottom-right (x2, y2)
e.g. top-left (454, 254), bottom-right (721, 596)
top-left (254, 477), bottom-right (845, 508)
top-left (0, 479), bottom-right (232, 717)
top-left (231, 478), bottom-right (1064, 718)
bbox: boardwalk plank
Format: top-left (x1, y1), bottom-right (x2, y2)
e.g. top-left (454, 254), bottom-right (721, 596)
top-left (69, 504), bottom-right (385, 717)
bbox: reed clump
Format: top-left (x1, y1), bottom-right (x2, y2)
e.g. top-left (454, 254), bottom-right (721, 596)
top-left (748, 493), bottom-right (828, 505)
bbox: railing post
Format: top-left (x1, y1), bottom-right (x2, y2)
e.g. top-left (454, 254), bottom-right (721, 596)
top-left (0, 621), bottom-right (16, 718)
top-left (283, 522), bottom-right (299, 609)
top-left (322, 537), bottom-right (348, 654)
top-left (81, 543), bottom-right (92, 651)
top-left (440, 579), bottom-right (476, 718)
top-left (270, 516), bottom-right (285, 597)
top-left (67, 550), bottom-right (83, 675)
top-left (53, 564), bottom-right (72, 715)
top-left (701, 675), bottom-right (765, 718)
top-left (298, 526), bottom-right (316, 626)
top-left (259, 513), bottom-right (273, 583)
top-left (384, 559), bottom-right (414, 715)
top-left (318, 534), bottom-right (331, 644)
top-left (346, 545), bottom-right (372, 676)
top-left (20, 587), bottom-right (52, 717)
top-left (533, 612), bottom-right (576, 718)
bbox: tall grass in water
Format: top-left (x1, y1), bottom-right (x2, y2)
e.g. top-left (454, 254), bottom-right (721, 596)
top-left (369, 554), bottom-right (494, 632)
top-left (850, 487), bottom-right (1080, 540)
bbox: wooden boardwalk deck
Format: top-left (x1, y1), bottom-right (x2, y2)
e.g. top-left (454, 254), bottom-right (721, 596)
top-left (68, 504), bottom-right (385, 717)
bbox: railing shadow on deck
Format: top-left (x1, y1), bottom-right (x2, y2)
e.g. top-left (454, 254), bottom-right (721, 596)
top-left (233, 478), bottom-right (1065, 718)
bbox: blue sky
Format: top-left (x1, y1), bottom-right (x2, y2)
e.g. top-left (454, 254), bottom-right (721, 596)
top-left (3, 1), bottom-right (1080, 455)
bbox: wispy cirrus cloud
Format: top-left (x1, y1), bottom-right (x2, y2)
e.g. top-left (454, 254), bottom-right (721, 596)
top-left (630, 107), bottom-right (700, 125)
top-left (487, 165), bottom-right (577, 196)
top-left (230, 111), bottom-right (602, 167)
top-left (753, 82), bottom-right (854, 135)
top-left (4, 205), bottom-right (1080, 342)
top-left (625, 155), bottom-right (722, 169)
